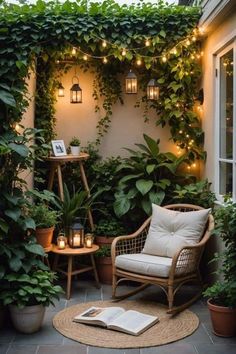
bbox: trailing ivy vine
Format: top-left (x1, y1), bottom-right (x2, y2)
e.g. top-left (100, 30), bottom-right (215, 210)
top-left (0, 0), bottom-right (203, 168)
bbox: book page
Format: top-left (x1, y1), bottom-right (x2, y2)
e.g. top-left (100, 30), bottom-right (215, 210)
top-left (107, 310), bottom-right (158, 335)
top-left (73, 307), bottom-right (125, 326)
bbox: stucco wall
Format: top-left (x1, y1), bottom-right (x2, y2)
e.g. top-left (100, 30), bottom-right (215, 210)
top-left (202, 10), bottom-right (236, 186)
top-left (55, 67), bottom-right (174, 158)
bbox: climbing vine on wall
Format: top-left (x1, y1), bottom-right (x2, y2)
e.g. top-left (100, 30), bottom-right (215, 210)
top-left (0, 0), bottom-right (203, 165)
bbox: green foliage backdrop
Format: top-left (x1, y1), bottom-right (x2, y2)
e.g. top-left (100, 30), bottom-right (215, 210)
top-left (0, 0), bottom-right (203, 165)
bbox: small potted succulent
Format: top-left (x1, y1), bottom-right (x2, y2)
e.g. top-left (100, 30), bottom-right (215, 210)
top-left (203, 197), bottom-right (236, 337)
top-left (29, 203), bottom-right (58, 249)
top-left (69, 137), bottom-right (81, 156)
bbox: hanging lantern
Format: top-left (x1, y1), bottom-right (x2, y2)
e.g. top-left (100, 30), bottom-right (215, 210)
top-left (68, 218), bottom-right (84, 248)
top-left (70, 75), bottom-right (82, 103)
top-left (58, 82), bottom-right (65, 97)
top-left (125, 70), bottom-right (137, 94)
top-left (147, 79), bottom-right (160, 100)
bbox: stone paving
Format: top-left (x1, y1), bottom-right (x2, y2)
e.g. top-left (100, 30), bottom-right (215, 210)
top-left (0, 279), bottom-right (236, 354)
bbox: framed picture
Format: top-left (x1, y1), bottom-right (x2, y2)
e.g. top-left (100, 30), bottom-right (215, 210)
top-left (51, 140), bottom-right (67, 157)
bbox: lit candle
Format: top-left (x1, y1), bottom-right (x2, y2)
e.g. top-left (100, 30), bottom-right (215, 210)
top-left (73, 234), bottom-right (81, 247)
top-left (85, 238), bottom-right (92, 248)
top-left (58, 240), bottom-right (66, 250)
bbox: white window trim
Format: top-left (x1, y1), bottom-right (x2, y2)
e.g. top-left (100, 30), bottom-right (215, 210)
top-left (214, 41), bottom-right (236, 202)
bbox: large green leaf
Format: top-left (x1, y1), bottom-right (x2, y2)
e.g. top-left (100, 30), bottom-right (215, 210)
top-left (0, 89), bottom-right (16, 107)
top-left (9, 257), bottom-right (22, 272)
top-left (4, 208), bottom-right (21, 222)
top-left (143, 134), bottom-right (159, 159)
top-left (136, 179), bottom-right (153, 196)
top-left (149, 190), bottom-right (165, 205)
top-left (25, 243), bottom-right (45, 256)
top-left (113, 198), bottom-right (131, 218)
top-left (8, 143), bottom-right (29, 157)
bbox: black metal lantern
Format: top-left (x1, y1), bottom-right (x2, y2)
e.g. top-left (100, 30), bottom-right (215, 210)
top-left (70, 76), bottom-right (82, 103)
top-left (68, 218), bottom-right (84, 248)
top-left (125, 70), bottom-right (137, 94)
top-left (147, 79), bottom-right (160, 100)
top-left (58, 82), bottom-right (65, 97)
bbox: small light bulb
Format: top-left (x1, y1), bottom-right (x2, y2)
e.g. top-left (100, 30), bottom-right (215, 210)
top-left (103, 57), bottom-right (108, 64)
top-left (121, 49), bottom-right (127, 56)
top-left (15, 124), bottom-right (20, 132)
top-left (186, 39), bottom-right (191, 46)
top-left (179, 130), bottom-right (183, 134)
top-left (186, 134), bottom-right (189, 138)
top-left (162, 55), bottom-right (167, 63)
top-left (198, 27), bottom-right (205, 35)
top-left (176, 103), bottom-right (180, 107)
top-left (83, 54), bottom-right (88, 61)
top-left (201, 51), bottom-right (204, 57)
top-left (56, 60), bottom-right (60, 64)
top-left (172, 47), bottom-right (177, 55)
top-left (145, 39), bottom-right (151, 47)
top-left (192, 163), bottom-right (196, 168)
top-left (192, 36), bottom-right (197, 42)
top-left (191, 54), bottom-right (195, 60)
top-left (102, 40), bottom-right (107, 48)
top-left (187, 165), bottom-right (191, 170)
top-left (136, 58), bottom-right (142, 66)
top-left (72, 47), bottom-right (76, 55)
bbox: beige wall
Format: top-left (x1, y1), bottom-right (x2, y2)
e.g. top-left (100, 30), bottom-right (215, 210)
top-left (202, 10), bottom-right (236, 185)
top-left (55, 67), bottom-right (174, 158)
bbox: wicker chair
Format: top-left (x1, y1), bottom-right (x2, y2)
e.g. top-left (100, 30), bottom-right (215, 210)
top-left (111, 204), bottom-right (214, 314)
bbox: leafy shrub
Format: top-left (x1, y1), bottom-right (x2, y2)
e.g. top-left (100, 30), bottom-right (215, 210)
top-left (29, 203), bottom-right (58, 228)
top-left (69, 137), bottom-right (81, 146)
top-left (94, 218), bottom-right (125, 237)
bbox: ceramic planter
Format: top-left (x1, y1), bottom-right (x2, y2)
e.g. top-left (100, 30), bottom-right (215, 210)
top-left (35, 226), bottom-right (54, 249)
top-left (70, 146), bottom-right (80, 156)
top-left (207, 299), bottom-right (236, 337)
top-left (9, 304), bottom-right (45, 334)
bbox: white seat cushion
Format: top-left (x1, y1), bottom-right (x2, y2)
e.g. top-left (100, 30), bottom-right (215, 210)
top-left (115, 253), bottom-right (172, 278)
top-left (142, 204), bottom-right (211, 258)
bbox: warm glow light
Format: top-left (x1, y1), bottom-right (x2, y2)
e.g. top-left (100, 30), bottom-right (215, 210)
top-left (196, 54), bottom-right (201, 59)
top-left (162, 55), bottom-right (167, 63)
top-left (187, 165), bottom-right (191, 170)
top-left (186, 39), bottom-right (191, 46)
top-left (136, 58), bottom-right (142, 66)
top-left (186, 134), bottom-right (189, 138)
top-left (179, 130), bottom-right (183, 134)
top-left (176, 103), bottom-right (180, 107)
top-left (103, 57), bottom-right (108, 64)
top-left (201, 51), bottom-right (204, 56)
top-left (192, 36), bottom-right (196, 42)
top-left (192, 163), bottom-right (196, 168)
top-left (83, 54), bottom-right (88, 61)
top-left (56, 60), bottom-right (60, 64)
top-left (72, 47), bottom-right (76, 55)
top-left (125, 70), bottom-right (138, 94)
top-left (102, 40), bottom-right (107, 48)
top-left (198, 27), bottom-right (205, 35)
top-left (122, 48), bottom-right (127, 56)
top-left (171, 47), bottom-right (177, 55)
top-left (15, 124), bottom-right (21, 132)
top-left (145, 39), bottom-right (151, 47)
top-left (191, 54), bottom-right (195, 60)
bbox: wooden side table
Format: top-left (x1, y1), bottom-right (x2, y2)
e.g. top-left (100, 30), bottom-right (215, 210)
top-left (51, 244), bottom-right (100, 300)
top-left (45, 153), bottom-right (94, 230)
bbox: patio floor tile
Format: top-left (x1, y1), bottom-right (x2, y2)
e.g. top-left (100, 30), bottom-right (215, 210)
top-left (4, 345), bottom-right (38, 354)
top-left (195, 343), bottom-right (236, 354)
top-left (37, 344), bottom-right (87, 354)
top-left (140, 343), bottom-right (197, 354)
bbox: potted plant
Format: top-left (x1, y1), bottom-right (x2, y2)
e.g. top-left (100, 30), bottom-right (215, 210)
top-left (94, 218), bottom-right (125, 284)
top-left (0, 269), bottom-right (62, 333)
top-left (203, 197), bottom-right (236, 337)
top-left (29, 203), bottom-right (58, 249)
top-left (69, 137), bottom-right (81, 156)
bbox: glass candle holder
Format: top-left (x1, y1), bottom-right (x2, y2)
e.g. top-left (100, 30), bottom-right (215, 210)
top-left (57, 234), bottom-right (67, 250)
top-left (84, 233), bottom-right (94, 248)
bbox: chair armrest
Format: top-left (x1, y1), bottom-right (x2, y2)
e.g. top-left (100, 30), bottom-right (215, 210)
top-left (111, 217), bottom-right (151, 264)
top-left (169, 243), bottom-right (205, 279)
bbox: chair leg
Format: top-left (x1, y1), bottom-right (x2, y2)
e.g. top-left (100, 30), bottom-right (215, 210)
top-left (167, 284), bottom-right (174, 311)
top-left (112, 272), bottom-right (117, 298)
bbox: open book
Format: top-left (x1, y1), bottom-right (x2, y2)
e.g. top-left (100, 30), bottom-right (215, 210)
top-left (73, 306), bottom-right (159, 336)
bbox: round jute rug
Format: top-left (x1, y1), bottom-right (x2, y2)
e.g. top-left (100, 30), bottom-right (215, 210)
top-left (53, 300), bottom-right (199, 348)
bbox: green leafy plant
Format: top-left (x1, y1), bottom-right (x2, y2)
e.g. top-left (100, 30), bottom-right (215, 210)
top-left (203, 197), bottom-right (236, 308)
top-left (94, 218), bottom-right (125, 237)
top-left (94, 245), bottom-right (111, 258)
top-left (0, 269), bottom-right (62, 309)
top-left (70, 137), bottom-right (81, 147)
top-left (113, 134), bottom-right (188, 219)
top-left (172, 179), bottom-right (216, 208)
top-left (29, 203), bottom-right (58, 229)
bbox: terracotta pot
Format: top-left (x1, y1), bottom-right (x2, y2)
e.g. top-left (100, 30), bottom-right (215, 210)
top-left (95, 236), bottom-right (115, 285)
top-left (96, 256), bottom-right (113, 284)
top-left (9, 304), bottom-right (45, 334)
top-left (207, 299), bottom-right (236, 337)
top-left (35, 226), bottom-right (54, 249)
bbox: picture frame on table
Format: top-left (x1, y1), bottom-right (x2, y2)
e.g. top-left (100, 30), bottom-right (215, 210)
top-left (51, 140), bottom-right (67, 157)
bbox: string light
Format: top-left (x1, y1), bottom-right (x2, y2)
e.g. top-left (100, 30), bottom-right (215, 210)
top-left (136, 58), bottom-right (142, 66)
top-left (179, 130), bottom-right (183, 134)
top-left (121, 48), bottom-right (127, 56)
top-left (186, 39), bottom-right (191, 46)
top-left (103, 57), bottom-right (108, 64)
top-left (72, 47), bottom-right (76, 55)
top-left (162, 55), bottom-right (167, 63)
top-left (83, 54), bottom-right (88, 61)
top-left (102, 40), bottom-right (107, 48)
top-left (171, 47), bottom-right (177, 55)
top-left (145, 39), bottom-right (151, 47)
top-left (192, 36), bottom-right (196, 42)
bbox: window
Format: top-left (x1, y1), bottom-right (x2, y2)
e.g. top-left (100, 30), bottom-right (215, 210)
top-left (215, 44), bottom-right (235, 200)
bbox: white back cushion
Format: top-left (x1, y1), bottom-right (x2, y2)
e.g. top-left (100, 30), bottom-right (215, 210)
top-left (142, 204), bottom-right (211, 258)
